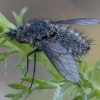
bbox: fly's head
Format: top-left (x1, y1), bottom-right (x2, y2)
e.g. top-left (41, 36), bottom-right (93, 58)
top-left (6, 23), bottom-right (34, 45)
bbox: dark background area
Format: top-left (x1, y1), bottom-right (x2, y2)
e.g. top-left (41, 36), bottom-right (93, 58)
top-left (0, 0), bottom-right (100, 100)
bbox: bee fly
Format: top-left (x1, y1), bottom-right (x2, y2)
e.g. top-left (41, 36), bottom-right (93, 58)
top-left (5, 18), bottom-right (100, 90)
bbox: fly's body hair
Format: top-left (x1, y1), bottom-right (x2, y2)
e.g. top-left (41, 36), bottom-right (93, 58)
top-left (50, 25), bottom-right (92, 56)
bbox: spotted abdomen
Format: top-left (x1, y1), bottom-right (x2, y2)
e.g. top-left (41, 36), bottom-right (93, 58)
top-left (50, 26), bottom-right (92, 56)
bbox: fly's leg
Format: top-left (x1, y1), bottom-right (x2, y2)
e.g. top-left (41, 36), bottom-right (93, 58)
top-left (29, 49), bottom-right (36, 90)
top-left (21, 48), bottom-right (41, 87)
top-left (21, 50), bottom-right (35, 84)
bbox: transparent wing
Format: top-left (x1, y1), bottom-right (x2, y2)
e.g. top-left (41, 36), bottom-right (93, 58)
top-left (51, 18), bottom-right (100, 26)
top-left (41, 41), bottom-right (80, 83)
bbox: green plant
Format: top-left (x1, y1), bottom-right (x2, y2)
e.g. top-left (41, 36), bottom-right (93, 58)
top-left (0, 7), bottom-right (100, 100)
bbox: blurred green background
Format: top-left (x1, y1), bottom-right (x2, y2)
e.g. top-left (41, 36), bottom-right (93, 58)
top-left (0, 0), bottom-right (100, 100)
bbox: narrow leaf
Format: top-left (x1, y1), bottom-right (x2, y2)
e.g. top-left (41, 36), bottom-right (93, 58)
top-left (8, 83), bottom-right (28, 90)
top-left (81, 86), bottom-right (87, 100)
top-left (3, 56), bottom-right (7, 73)
top-left (5, 94), bottom-right (16, 98)
top-left (53, 86), bottom-right (64, 100)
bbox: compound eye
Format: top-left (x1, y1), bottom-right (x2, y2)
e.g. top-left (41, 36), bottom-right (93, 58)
top-left (15, 29), bottom-right (23, 43)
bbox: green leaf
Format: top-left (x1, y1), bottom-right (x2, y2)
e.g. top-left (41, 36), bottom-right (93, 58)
top-left (73, 95), bottom-right (82, 100)
top-left (8, 83), bottom-right (28, 90)
top-left (81, 86), bottom-right (87, 100)
top-left (53, 85), bottom-right (64, 100)
top-left (2, 56), bottom-right (7, 73)
top-left (94, 97), bottom-right (100, 100)
top-left (11, 91), bottom-right (28, 100)
top-left (19, 77), bottom-right (57, 89)
top-left (5, 94), bottom-right (16, 98)
top-left (0, 13), bottom-right (16, 34)
top-left (71, 88), bottom-right (80, 99)
top-left (94, 59), bottom-right (100, 69)
top-left (0, 38), bottom-right (6, 46)
top-left (61, 82), bottom-right (73, 93)
top-left (83, 59), bottom-right (89, 72)
top-left (21, 90), bottom-right (32, 99)
top-left (12, 7), bottom-right (28, 26)
top-left (19, 77), bottom-right (32, 83)
top-left (78, 60), bottom-right (83, 73)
